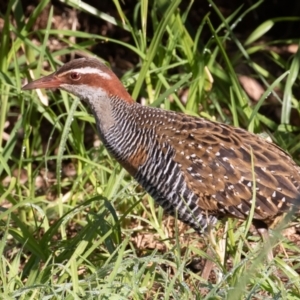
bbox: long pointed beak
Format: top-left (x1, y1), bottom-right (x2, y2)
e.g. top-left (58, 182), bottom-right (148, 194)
top-left (22, 73), bottom-right (61, 90)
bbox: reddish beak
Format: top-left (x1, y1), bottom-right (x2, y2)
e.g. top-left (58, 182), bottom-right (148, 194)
top-left (22, 73), bottom-right (61, 90)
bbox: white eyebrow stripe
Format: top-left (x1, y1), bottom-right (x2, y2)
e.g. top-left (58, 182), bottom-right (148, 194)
top-left (61, 67), bottom-right (112, 79)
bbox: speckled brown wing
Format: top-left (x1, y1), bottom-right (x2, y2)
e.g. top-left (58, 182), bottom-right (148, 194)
top-left (159, 113), bottom-right (300, 223)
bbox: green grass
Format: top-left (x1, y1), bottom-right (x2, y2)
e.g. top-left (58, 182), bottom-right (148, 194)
top-left (1, 0), bottom-right (300, 299)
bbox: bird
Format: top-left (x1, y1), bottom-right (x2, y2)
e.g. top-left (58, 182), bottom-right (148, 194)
top-left (22, 57), bottom-right (300, 278)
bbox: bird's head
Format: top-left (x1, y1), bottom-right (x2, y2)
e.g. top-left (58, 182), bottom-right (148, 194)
top-left (22, 57), bottom-right (134, 104)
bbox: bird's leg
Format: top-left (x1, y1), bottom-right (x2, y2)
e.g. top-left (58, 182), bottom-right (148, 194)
top-left (201, 222), bottom-right (227, 280)
top-left (254, 220), bottom-right (273, 261)
top-left (257, 227), bottom-right (273, 261)
top-left (200, 248), bottom-right (214, 280)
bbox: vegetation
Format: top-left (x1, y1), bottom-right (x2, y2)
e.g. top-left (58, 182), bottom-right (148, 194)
top-left (1, 0), bottom-right (300, 298)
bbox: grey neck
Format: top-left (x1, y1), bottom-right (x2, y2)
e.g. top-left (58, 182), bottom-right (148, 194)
top-left (83, 88), bottom-right (138, 160)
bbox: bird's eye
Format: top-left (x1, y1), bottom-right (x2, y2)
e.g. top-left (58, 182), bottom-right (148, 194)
top-left (70, 72), bottom-right (81, 80)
